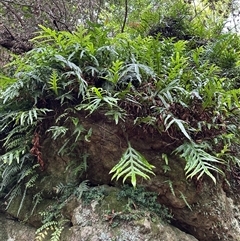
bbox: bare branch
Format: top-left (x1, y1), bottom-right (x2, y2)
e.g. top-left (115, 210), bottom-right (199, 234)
top-left (0, 1), bottom-right (24, 26)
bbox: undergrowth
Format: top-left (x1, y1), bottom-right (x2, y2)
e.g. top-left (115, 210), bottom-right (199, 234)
top-left (0, 0), bottom-right (240, 239)
top-left (117, 185), bottom-right (172, 222)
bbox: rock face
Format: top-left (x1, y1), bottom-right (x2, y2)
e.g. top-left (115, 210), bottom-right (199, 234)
top-left (63, 190), bottom-right (198, 241)
top-left (1, 113), bottom-right (240, 241)
top-left (0, 186), bottom-right (198, 241)
top-left (0, 214), bottom-right (35, 241)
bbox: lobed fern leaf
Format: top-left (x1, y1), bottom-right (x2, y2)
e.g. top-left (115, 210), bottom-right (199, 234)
top-left (77, 87), bottom-right (120, 115)
top-left (173, 142), bottom-right (225, 183)
top-left (48, 70), bottom-right (59, 95)
top-left (46, 126), bottom-right (69, 140)
top-left (164, 114), bottom-right (192, 141)
top-left (110, 142), bottom-right (155, 187)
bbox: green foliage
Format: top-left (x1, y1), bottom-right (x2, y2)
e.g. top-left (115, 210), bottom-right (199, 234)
top-left (35, 178), bottom-right (92, 241)
top-left (77, 87), bottom-right (120, 115)
top-left (179, 191), bottom-right (192, 210)
top-left (174, 142), bottom-right (225, 183)
top-left (0, 2), bottom-right (240, 224)
top-left (0, 154), bottom-right (40, 216)
top-left (118, 185), bottom-right (172, 222)
top-left (35, 219), bottom-right (64, 241)
top-left (110, 142), bottom-right (155, 188)
top-left (48, 70), bottom-right (59, 95)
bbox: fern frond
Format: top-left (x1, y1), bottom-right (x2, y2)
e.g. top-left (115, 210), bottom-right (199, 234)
top-left (75, 180), bottom-right (89, 200)
top-left (46, 126), bottom-right (69, 140)
top-left (15, 108), bottom-right (52, 126)
top-left (5, 184), bottom-right (22, 210)
top-left (0, 163), bottom-right (20, 191)
top-left (3, 134), bottom-right (26, 150)
top-left (2, 79), bottom-right (24, 104)
top-left (0, 147), bottom-right (26, 164)
top-left (77, 87), bottom-right (120, 115)
top-left (164, 114), bottom-right (192, 141)
top-left (17, 187), bottom-right (27, 217)
top-left (110, 142), bottom-right (155, 187)
top-left (31, 192), bottom-right (43, 216)
top-left (35, 221), bottom-right (60, 241)
top-left (179, 191), bottom-right (192, 210)
top-left (55, 54), bottom-right (87, 98)
top-left (50, 226), bottom-right (63, 241)
top-left (174, 142), bottom-right (225, 183)
top-left (48, 70), bottom-right (59, 95)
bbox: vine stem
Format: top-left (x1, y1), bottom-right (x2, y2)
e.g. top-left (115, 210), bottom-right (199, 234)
top-left (121, 0), bottom-right (128, 33)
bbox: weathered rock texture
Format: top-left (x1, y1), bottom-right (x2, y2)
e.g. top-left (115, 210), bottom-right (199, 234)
top-left (0, 213), bottom-right (35, 241)
top-left (63, 191), bottom-right (198, 241)
top-left (0, 187), bottom-right (198, 241)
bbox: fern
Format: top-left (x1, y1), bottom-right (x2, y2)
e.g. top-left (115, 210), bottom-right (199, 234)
top-left (50, 226), bottom-right (64, 241)
top-left (35, 221), bottom-right (60, 241)
top-left (55, 54), bottom-right (87, 98)
top-left (173, 142), bottom-right (225, 183)
top-left (103, 59), bottom-right (124, 85)
top-left (110, 142), bottom-right (155, 187)
top-left (0, 163), bottom-right (19, 191)
top-left (164, 180), bottom-right (176, 196)
top-left (74, 180), bottom-right (89, 200)
top-left (0, 148), bottom-right (25, 164)
top-left (163, 113), bottom-right (192, 141)
top-left (16, 108), bottom-right (52, 126)
top-left (70, 117), bottom-right (86, 142)
top-left (31, 192), bottom-right (43, 216)
top-left (77, 87), bottom-right (120, 115)
top-left (65, 154), bottom-right (88, 177)
top-left (46, 126), bottom-right (69, 140)
top-left (48, 70), bottom-right (59, 95)
top-left (1, 124), bottom-right (33, 165)
top-left (5, 184), bottom-right (22, 210)
top-left (179, 191), bottom-right (192, 210)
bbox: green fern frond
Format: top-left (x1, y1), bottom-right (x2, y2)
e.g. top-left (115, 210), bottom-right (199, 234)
top-left (17, 187), bottom-right (27, 217)
top-left (50, 226), bottom-right (63, 241)
top-left (110, 142), bottom-right (155, 187)
top-left (2, 80), bottom-right (24, 104)
top-left (174, 142), bottom-right (225, 183)
top-left (18, 108), bottom-right (52, 126)
top-left (0, 148), bottom-right (26, 164)
top-left (35, 221), bottom-right (60, 241)
top-left (75, 180), bottom-right (89, 200)
top-left (78, 87), bottom-right (120, 116)
top-left (0, 74), bottom-right (17, 90)
top-left (3, 124), bottom-right (31, 149)
top-left (164, 114), bottom-right (192, 141)
top-left (3, 134), bottom-right (26, 150)
top-left (5, 184), bottom-right (22, 210)
top-left (106, 59), bottom-right (124, 84)
top-left (65, 155), bottom-right (88, 177)
top-left (46, 126), bottom-right (69, 140)
top-left (31, 192), bottom-right (43, 216)
top-left (179, 191), bottom-right (192, 210)
top-left (48, 70), bottom-right (59, 95)
top-left (55, 54), bottom-right (87, 98)
top-left (0, 163), bottom-right (20, 191)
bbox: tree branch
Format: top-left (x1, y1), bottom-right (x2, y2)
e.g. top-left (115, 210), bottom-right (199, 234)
top-left (121, 0), bottom-right (128, 33)
top-left (0, 1), bottom-right (24, 26)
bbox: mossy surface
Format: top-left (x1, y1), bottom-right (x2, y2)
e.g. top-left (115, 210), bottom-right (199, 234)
top-left (97, 186), bottom-right (128, 214)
